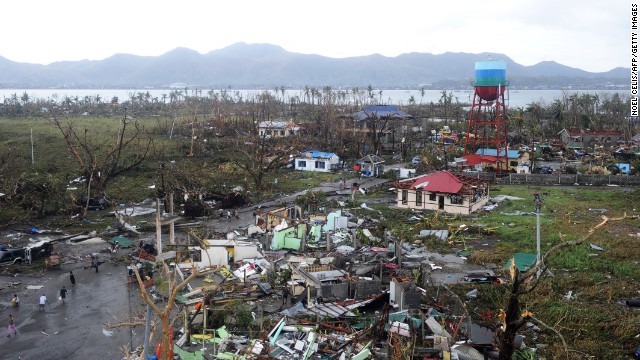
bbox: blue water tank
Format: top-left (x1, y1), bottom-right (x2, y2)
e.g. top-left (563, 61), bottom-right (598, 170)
top-left (474, 60), bottom-right (507, 86)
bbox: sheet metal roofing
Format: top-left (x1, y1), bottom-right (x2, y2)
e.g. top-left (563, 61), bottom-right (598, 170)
top-left (356, 154), bottom-right (386, 164)
top-left (475, 148), bottom-right (520, 159)
top-left (351, 105), bottom-right (412, 121)
top-left (299, 150), bottom-right (337, 159)
top-left (400, 171), bottom-right (464, 193)
top-left (463, 154), bottom-right (497, 165)
top-left (394, 171), bottom-right (488, 193)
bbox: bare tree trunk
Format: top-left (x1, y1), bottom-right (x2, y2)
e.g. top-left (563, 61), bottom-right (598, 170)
top-left (83, 171), bottom-right (93, 218)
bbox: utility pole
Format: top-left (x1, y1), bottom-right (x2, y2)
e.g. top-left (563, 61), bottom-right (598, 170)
top-left (30, 127), bottom-right (34, 164)
top-left (534, 192), bottom-right (542, 263)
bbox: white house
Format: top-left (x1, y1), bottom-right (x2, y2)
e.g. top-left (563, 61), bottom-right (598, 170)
top-left (293, 150), bottom-right (341, 173)
top-left (258, 120), bottom-right (301, 138)
top-left (177, 239), bottom-right (263, 270)
top-left (394, 171), bottom-right (489, 215)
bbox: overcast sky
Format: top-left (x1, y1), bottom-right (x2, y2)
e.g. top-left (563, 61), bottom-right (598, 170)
top-left (1, 0), bottom-right (629, 72)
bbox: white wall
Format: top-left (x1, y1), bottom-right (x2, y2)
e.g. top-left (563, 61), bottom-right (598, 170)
top-left (294, 155), bottom-right (340, 172)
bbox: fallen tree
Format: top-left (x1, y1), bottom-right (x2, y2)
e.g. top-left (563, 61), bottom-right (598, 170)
top-left (498, 213), bottom-right (639, 360)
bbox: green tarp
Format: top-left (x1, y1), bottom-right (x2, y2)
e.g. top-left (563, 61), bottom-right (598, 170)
top-left (110, 236), bottom-right (135, 248)
top-left (504, 252), bottom-right (537, 272)
top-left (173, 345), bottom-right (205, 360)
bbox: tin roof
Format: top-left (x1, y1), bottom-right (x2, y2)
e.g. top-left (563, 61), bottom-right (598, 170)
top-left (299, 150), bottom-right (337, 159)
top-left (475, 148), bottom-right (520, 159)
top-left (394, 171), bottom-right (487, 194)
top-left (351, 105), bottom-right (412, 121)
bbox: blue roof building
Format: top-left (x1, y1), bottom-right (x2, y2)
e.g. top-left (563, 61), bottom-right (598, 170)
top-left (475, 148), bottom-right (521, 159)
top-left (351, 105), bottom-right (413, 121)
top-left (294, 150), bottom-right (341, 173)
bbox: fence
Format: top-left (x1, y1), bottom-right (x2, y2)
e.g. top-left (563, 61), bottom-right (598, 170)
top-left (457, 171), bottom-right (640, 186)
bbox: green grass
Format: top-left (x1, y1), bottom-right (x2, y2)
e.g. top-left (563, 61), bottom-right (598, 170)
top-left (451, 186), bottom-right (640, 359)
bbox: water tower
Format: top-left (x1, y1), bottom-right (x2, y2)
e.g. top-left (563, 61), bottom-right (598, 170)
top-left (463, 60), bottom-right (509, 175)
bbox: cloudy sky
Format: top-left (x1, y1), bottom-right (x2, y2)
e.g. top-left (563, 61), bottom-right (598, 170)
top-left (1, 0), bottom-right (629, 72)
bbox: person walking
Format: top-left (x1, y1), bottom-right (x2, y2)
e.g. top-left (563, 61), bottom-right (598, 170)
top-left (7, 314), bottom-right (17, 337)
top-left (92, 256), bottom-right (99, 273)
top-left (11, 294), bottom-right (19, 308)
top-left (59, 286), bottom-right (68, 304)
top-left (69, 271), bottom-right (76, 287)
top-left (282, 286), bottom-right (290, 305)
top-left (39, 294), bottom-right (47, 311)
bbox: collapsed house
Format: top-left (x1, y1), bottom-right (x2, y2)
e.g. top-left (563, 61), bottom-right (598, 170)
top-left (177, 239), bottom-right (264, 270)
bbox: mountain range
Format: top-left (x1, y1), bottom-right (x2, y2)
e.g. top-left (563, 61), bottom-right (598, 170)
top-left (0, 42), bottom-right (629, 89)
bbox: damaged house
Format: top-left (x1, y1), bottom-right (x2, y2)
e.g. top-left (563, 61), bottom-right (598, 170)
top-left (293, 150), bottom-right (341, 173)
top-left (558, 128), bottom-right (625, 148)
top-left (177, 239), bottom-right (264, 270)
top-left (290, 263), bottom-right (350, 304)
top-left (257, 120), bottom-right (302, 138)
top-left (394, 171), bottom-right (489, 215)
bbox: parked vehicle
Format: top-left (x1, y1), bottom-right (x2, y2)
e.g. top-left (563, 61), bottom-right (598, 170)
top-left (0, 241), bottom-right (54, 266)
top-left (538, 166), bottom-right (554, 174)
top-left (0, 249), bottom-right (26, 265)
top-left (412, 155), bottom-right (421, 165)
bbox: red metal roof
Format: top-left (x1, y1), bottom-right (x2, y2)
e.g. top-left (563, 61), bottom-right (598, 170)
top-left (401, 171), bottom-right (463, 193)
top-left (394, 171), bottom-right (489, 194)
top-left (463, 154), bottom-right (497, 166)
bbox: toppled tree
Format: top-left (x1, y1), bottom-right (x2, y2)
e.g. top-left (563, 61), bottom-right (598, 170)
top-left (498, 213), bottom-right (638, 360)
top-left (133, 263), bottom-right (202, 360)
top-left (50, 112), bottom-right (151, 216)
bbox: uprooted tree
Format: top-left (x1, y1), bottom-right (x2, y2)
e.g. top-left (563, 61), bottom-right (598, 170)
top-left (133, 263), bottom-right (202, 360)
top-left (497, 213), bottom-right (639, 360)
top-left (50, 112), bottom-right (152, 216)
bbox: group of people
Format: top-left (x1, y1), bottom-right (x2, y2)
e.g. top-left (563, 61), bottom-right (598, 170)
top-left (218, 208), bottom-right (240, 221)
top-left (7, 269), bottom-right (80, 339)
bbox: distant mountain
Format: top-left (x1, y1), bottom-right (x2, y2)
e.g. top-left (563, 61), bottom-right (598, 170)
top-left (0, 43), bottom-right (629, 89)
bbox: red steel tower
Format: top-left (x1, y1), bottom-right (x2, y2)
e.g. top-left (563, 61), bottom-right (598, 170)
top-left (463, 60), bottom-right (509, 175)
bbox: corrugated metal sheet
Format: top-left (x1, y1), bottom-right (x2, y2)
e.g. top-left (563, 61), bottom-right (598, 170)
top-left (300, 150), bottom-right (337, 159)
top-left (308, 303), bottom-right (355, 317)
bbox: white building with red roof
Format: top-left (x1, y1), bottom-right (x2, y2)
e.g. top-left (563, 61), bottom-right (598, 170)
top-left (393, 171), bottom-right (489, 214)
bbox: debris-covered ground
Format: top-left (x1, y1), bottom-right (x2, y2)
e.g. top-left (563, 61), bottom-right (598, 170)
top-left (1, 180), bottom-right (640, 360)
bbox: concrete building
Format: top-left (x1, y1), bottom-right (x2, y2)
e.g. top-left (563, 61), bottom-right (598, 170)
top-left (293, 150), bottom-right (340, 173)
top-left (394, 171), bottom-right (489, 215)
top-left (558, 128), bottom-right (625, 148)
top-left (258, 120), bottom-right (301, 138)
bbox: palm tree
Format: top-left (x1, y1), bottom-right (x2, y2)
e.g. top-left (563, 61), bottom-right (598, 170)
top-left (550, 100), bottom-right (566, 133)
top-left (526, 102), bottom-right (544, 141)
top-left (20, 92), bottom-right (30, 105)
